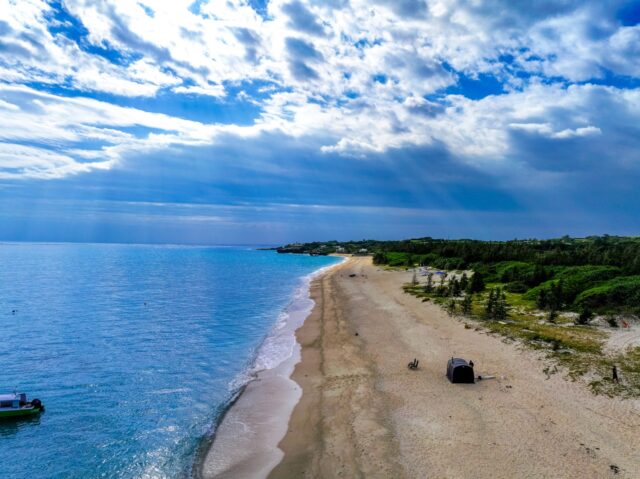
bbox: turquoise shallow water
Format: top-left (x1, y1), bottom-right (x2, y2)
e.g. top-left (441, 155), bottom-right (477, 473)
top-left (0, 243), bottom-right (339, 478)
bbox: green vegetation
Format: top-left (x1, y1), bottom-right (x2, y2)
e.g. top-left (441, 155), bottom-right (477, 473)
top-left (575, 276), bottom-right (640, 311)
top-left (282, 235), bottom-right (640, 314)
top-left (403, 279), bottom-right (639, 398)
top-left (279, 235), bottom-right (640, 397)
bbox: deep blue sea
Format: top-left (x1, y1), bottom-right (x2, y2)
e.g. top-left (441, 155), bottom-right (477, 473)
top-left (0, 243), bottom-right (339, 479)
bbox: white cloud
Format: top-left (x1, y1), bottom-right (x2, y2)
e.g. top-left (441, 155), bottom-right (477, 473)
top-left (552, 126), bottom-right (602, 139)
top-left (0, 99), bottom-right (20, 111)
top-left (0, 83), bottom-right (274, 179)
top-left (508, 123), bottom-right (602, 140)
top-left (2, 0), bottom-right (633, 102)
top-left (0, 0), bottom-right (639, 180)
top-left (172, 85), bottom-right (226, 97)
top-left (0, 142), bottom-right (113, 179)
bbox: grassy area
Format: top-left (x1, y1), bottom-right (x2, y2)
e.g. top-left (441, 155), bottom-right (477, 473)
top-left (589, 347), bottom-right (640, 398)
top-left (281, 235), bottom-right (640, 397)
top-left (403, 279), bottom-right (640, 399)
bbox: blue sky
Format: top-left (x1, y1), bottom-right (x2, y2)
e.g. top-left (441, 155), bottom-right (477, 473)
top-left (1, 0), bottom-right (640, 244)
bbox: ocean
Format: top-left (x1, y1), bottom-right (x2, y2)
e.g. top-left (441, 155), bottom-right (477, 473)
top-left (0, 243), bottom-right (340, 478)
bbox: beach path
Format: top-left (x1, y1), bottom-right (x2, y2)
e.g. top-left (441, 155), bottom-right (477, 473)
top-left (270, 256), bottom-right (640, 479)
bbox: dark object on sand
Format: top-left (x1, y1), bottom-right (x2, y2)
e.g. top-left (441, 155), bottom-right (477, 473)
top-left (408, 358), bottom-right (419, 370)
top-left (349, 273), bottom-right (357, 277)
top-left (469, 360), bottom-right (474, 368)
top-left (612, 365), bottom-right (619, 383)
top-left (446, 357), bottom-right (475, 383)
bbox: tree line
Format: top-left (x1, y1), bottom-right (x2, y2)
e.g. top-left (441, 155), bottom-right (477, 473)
top-left (280, 235), bottom-right (640, 314)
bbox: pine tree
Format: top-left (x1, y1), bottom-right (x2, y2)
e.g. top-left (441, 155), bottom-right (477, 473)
top-left (531, 263), bottom-right (548, 286)
top-left (451, 278), bottom-right (461, 297)
top-left (494, 289), bottom-right (508, 321)
top-left (424, 272), bottom-right (434, 292)
top-left (544, 281), bottom-right (564, 311)
top-left (461, 294), bottom-right (473, 315)
top-left (536, 289), bottom-right (548, 310)
top-left (485, 288), bottom-right (496, 317)
top-left (460, 272), bottom-right (469, 291)
top-left (469, 271), bottom-right (485, 293)
top-left (447, 297), bottom-right (457, 315)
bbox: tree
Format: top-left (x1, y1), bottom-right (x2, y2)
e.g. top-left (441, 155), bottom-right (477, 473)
top-left (536, 289), bottom-right (548, 310)
top-left (548, 280), bottom-right (564, 311)
top-left (530, 263), bottom-right (549, 287)
top-left (451, 278), bottom-right (461, 297)
top-left (485, 288), bottom-right (496, 317)
top-left (576, 308), bottom-right (593, 325)
top-left (469, 271), bottom-right (485, 293)
top-left (494, 289), bottom-right (508, 321)
top-left (484, 288), bottom-right (508, 320)
top-left (447, 297), bottom-right (457, 315)
top-left (461, 294), bottom-right (473, 315)
top-left (424, 272), bottom-right (434, 292)
top-left (373, 252), bottom-right (388, 264)
top-left (459, 272), bottom-right (469, 291)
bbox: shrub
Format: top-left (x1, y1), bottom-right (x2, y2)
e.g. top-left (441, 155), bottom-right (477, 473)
top-left (505, 281), bottom-right (528, 293)
top-left (525, 266), bottom-right (623, 310)
top-left (575, 275), bottom-right (640, 312)
top-left (576, 308), bottom-right (594, 325)
top-left (468, 271), bottom-right (485, 293)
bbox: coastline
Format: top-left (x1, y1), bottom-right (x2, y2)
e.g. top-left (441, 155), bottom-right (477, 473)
top-left (270, 256), bottom-right (640, 478)
top-left (197, 256), bottom-right (346, 478)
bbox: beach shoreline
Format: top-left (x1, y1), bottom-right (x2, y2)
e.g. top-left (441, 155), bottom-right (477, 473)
top-left (197, 256), bottom-right (346, 479)
top-left (270, 256), bottom-right (640, 478)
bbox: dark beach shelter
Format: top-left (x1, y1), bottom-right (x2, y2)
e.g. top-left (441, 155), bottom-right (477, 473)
top-left (446, 358), bottom-right (475, 383)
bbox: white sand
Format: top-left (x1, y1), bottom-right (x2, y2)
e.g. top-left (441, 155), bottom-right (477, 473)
top-left (271, 256), bottom-right (640, 478)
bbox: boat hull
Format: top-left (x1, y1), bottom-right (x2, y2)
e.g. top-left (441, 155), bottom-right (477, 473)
top-left (0, 407), bottom-right (43, 419)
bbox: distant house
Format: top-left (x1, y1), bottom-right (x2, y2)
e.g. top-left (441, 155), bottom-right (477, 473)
top-left (336, 246), bottom-right (346, 253)
top-left (354, 248), bottom-right (369, 256)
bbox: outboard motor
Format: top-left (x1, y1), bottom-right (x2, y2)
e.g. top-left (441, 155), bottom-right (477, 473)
top-left (31, 398), bottom-right (44, 411)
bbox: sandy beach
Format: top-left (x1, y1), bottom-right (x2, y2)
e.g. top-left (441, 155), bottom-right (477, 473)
top-left (269, 256), bottom-right (640, 478)
top-left (199, 259), bottom-right (345, 479)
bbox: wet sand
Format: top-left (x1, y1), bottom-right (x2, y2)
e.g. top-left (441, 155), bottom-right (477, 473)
top-left (270, 256), bottom-right (640, 478)
top-left (199, 259), bottom-right (344, 479)
top-left (198, 352), bottom-right (301, 478)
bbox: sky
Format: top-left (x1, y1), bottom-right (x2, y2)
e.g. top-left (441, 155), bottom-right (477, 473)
top-left (1, 0), bottom-right (640, 245)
